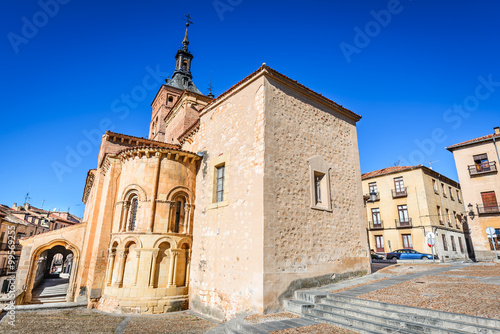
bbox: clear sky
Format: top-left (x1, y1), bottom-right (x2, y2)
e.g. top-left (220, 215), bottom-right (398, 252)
top-left (1, 0), bottom-right (499, 218)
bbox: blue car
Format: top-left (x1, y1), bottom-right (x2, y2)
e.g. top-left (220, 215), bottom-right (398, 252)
top-left (386, 249), bottom-right (438, 260)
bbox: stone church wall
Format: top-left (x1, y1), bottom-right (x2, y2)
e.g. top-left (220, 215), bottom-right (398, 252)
top-left (262, 77), bottom-right (370, 310)
top-left (189, 76), bottom-right (266, 320)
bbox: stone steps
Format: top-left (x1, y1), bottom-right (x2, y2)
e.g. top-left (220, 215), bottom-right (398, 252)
top-left (285, 291), bottom-right (500, 334)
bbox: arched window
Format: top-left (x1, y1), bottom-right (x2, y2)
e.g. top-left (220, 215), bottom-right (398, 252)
top-left (174, 197), bottom-right (185, 233)
top-left (128, 196), bottom-right (138, 231)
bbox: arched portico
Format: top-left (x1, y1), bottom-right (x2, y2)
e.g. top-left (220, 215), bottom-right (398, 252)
top-left (23, 240), bottom-right (80, 304)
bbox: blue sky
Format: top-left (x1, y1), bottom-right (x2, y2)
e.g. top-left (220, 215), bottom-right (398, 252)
top-left (1, 0), bottom-right (499, 218)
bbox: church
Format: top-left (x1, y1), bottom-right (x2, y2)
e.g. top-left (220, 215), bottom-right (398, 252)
top-left (15, 20), bottom-right (370, 321)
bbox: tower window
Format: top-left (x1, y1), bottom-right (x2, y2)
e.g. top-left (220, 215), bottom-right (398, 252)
top-left (128, 196), bottom-right (138, 231)
top-left (215, 165), bottom-right (225, 203)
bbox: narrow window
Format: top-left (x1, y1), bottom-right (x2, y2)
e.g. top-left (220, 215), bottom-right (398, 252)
top-left (375, 235), bottom-right (384, 252)
top-left (371, 208), bottom-right (381, 227)
top-left (437, 206), bottom-right (443, 224)
top-left (446, 208), bottom-right (450, 225)
top-left (402, 234), bottom-right (412, 249)
top-left (441, 183), bottom-right (447, 197)
top-left (394, 177), bottom-right (405, 195)
top-left (451, 235), bottom-right (456, 251)
top-left (174, 201), bottom-right (182, 233)
top-left (442, 234), bottom-right (448, 251)
top-left (314, 173), bottom-right (324, 204)
top-left (458, 237), bottom-right (464, 253)
top-left (449, 186), bottom-right (454, 200)
top-left (456, 189), bottom-right (461, 203)
top-left (216, 165), bottom-right (225, 203)
top-left (397, 205), bottom-right (409, 225)
top-left (128, 196), bottom-right (138, 231)
top-left (432, 180), bottom-right (438, 194)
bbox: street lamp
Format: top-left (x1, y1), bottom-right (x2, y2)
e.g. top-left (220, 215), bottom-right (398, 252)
top-left (468, 203), bottom-right (475, 220)
top-left (369, 191), bottom-right (378, 202)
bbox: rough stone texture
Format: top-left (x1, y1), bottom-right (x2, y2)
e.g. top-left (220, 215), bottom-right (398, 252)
top-left (262, 76), bottom-right (370, 312)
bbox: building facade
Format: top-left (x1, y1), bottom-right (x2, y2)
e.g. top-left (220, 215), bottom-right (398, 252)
top-left (15, 23), bottom-right (370, 320)
top-left (362, 166), bottom-right (469, 261)
top-left (447, 127), bottom-right (500, 261)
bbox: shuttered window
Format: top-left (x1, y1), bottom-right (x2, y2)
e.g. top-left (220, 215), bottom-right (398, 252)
top-left (481, 191), bottom-right (498, 208)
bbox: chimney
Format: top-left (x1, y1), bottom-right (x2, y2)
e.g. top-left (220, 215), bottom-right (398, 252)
top-left (12, 203), bottom-right (17, 209)
top-left (24, 203), bottom-right (30, 210)
top-left (494, 126), bottom-right (500, 135)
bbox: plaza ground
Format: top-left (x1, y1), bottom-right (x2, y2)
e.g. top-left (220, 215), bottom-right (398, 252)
top-left (1, 262), bottom-right (498, 333)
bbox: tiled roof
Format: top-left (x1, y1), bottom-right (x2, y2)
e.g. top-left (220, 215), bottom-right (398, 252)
top-left (361, 166), bottom-right (419, 179)
top-left (446, 132), bottom-right (500, 151)
top-left (105, 131), bottom-right (181, 149)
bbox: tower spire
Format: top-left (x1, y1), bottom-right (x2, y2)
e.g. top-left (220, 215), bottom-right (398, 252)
top-left (165, 14), bottom-right (202, 95)
top-left (182, 13), bottom-right (192, 51)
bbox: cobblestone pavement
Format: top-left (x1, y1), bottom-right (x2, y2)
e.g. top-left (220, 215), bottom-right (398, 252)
top-left (1, 263), bottom-right (498, 333)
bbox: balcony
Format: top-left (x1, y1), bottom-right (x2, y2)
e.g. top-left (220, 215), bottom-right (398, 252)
top-left (477, 205), bottom-right (500, 215)
top-left (395, 218), bottom-right (412, 228)
top-left (369, 221), bottom-right (384, 230)
top-left (468, 161), bottom-right (497, 177)
top-left (392, 187), bottom-right (408, 198)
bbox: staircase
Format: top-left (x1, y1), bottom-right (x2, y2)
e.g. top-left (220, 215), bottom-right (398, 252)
top-left (285, 291), bottom-right (500, 334)
top-left (29, 277), bottom-right (69, 304)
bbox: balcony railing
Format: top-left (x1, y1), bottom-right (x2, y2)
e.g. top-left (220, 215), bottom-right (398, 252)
top-left (392, 187), bottom-right (408, 198)
top-left (468, 161), bottom-right (497, 176)
top-left (477, 205), bottom-right (500, 215)
top-left (395, 218), bottom-right (412, 228)
top-left (368, 221), bottom-right (384, 230)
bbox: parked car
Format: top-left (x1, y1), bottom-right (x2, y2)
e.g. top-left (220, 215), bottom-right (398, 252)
top-left (386, 249), bottom-right (438, 260)
top-left (371, 253), bottom-right (385, 260)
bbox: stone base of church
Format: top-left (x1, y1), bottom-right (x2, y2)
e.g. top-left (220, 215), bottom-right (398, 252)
top-left (97, 294), bottom-right (189, 314)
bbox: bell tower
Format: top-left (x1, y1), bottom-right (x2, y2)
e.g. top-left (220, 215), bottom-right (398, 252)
top-left (149, 15), bottom-right (203, 142)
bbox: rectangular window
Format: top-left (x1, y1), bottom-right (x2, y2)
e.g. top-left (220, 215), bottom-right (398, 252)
top-left (446, 208), bottom-right (451, 226)
top-left (371, 208), bottom-right (381, 226)
top-left (481, 191), bottom-right (498, 209)
top-left (442, 234), bottom-right (448, 251)
top-left (437, 206), bottom-right (443, 224)
top-left (397, 205), bottom-right (409, 225)
top-left (369, 182), bottom-right (378, 193)
top-left (432, 179), bottom-right (438, 194)
top-left (474, 153), bottom-right (490, 172)
top-left (375, 235), bottom-right (384, 252)
top-left (402, 234), bottom-right (413, 249)
top-left (441, 183), bottom-right (447, 197)
top-left (394, 177), bottom-right (405, 194)
top-left (458, 236), bottom-right (464, 253)
top-left (314, 173), bottom-right (324, 204)
top-left (449, 186), bottom-right (454, 200)
top-left (456, 190), bottom-right (462, 203)
top-left (216, 165), bottom-right (225, 203)
top-left (451, 235), bottom-right (456, 251)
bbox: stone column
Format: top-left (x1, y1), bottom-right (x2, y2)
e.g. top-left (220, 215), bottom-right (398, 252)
top-left (183, 204), bottom-right (190, 234)
top-left (148, 250), bottom-right (159, 287)
top-left (167, 250), bottom-right (179, 287)
top-left (24, 254), bottom-right (40, 303)
top-left (148, 152), bottom-right (162, 232)
top-left (184, 250), bottom-right (191, 287)
top-left (66, 256), bottom-right (79, 302)
top-left (114, 250), bottom-right (127, 287)
top-left (105, 250), bottom-right (116, 286)
top-left (120, 203), bottom-right (129, 232)
top-left (167, 202), bottom-right (175, 233)
top-left (133, 251), bottom-right (141, 286)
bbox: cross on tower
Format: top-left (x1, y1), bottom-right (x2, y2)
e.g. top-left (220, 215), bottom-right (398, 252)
top-left (184, 13), bottom-right (193, 27)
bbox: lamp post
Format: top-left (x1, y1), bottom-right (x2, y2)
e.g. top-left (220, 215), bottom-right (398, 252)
top-left (369, 191), bottom-right (378, 203)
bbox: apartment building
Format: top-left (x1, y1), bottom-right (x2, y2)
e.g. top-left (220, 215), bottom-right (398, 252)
top-left (447, 127), bottom-right (500, 261)
top-left (362, 165), bottom-right (469, 261)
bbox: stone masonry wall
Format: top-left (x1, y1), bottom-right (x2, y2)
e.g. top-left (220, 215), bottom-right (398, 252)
top-left (262, 77), bottom-right (370, 310)
top-left (188, 76), bottom-right (266, 321)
